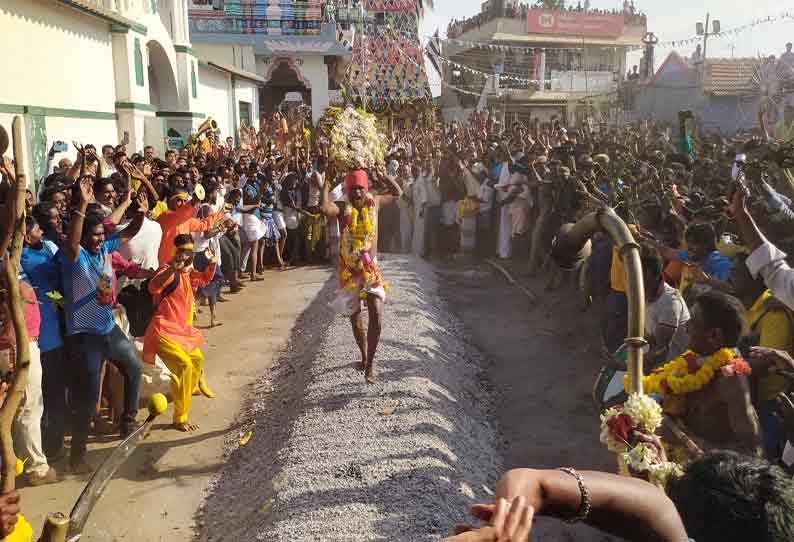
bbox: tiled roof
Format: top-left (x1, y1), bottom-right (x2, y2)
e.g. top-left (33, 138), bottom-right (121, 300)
top-left (702, 58), bottom-right (758, 96)
top-left (58, 0), bottom-right (141, 29)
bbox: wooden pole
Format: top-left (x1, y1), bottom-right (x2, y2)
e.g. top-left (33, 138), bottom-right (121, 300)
top-left (0, 116), bottom-right (31, 493)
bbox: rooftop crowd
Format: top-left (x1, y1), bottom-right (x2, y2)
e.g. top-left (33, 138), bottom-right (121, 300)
top-left (0, 95), bottom-right (794, 539)
top-left (446, 0), bottom-right (647, 39)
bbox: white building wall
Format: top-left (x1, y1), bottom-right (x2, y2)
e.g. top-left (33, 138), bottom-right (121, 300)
top-left (44, 116), bottom-right (120, 157)
top-left (0, 0), bottom-right (117, 113)
top-left (235, 79), bottom-right (259, 130)
top-left (301, 56), bottom-right (330, 125)
top-left (194, 43), bottom-right (257, 72)
top-left (198, 67), bottom-right (234, 139)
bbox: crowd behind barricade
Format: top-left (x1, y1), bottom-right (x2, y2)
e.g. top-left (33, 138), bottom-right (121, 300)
top-left (446, 0), bottom-right (647, 39)
top-left (371, 112), bottom-right (794, 540)
top-left (1, 103), bottom-right (794, 539)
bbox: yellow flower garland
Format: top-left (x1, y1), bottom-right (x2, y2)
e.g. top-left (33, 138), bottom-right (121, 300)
top-left (340, 199), bottom-right (388, 300)
top-left (624, 348), bottom-right (735, 396)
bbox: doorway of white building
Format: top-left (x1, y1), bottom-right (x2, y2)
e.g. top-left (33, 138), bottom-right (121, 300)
top-left (260, 60), bottom-right (311, 119)
top-left (144, 40), bottom-right (181, 151)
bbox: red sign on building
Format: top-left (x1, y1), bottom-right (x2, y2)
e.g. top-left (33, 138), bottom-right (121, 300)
top-left (527, 9), bottom-right (625, 38)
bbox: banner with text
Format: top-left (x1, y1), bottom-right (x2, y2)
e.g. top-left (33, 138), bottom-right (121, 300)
top-left (527, 9), bottom-right (624, 38)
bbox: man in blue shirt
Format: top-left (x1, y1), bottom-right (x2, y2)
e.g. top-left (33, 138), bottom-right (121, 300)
top-left (21, 216), bottom-right (64, 461)
top-left (62, 178), bottom-right (148, 473)
top-left (679, 222), bottom-right (732, 281)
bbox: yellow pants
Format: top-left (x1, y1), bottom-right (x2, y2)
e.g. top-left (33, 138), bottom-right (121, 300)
top-left (156, 336), bottom-right (204, 424)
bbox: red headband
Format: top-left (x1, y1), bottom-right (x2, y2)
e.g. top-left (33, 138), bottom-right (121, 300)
top-left (344, 169), bottom-right (369, 195)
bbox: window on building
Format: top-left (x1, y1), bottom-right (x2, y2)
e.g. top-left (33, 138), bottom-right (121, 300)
top-left (239, 101), bottom-right (251, 127)
top-left (134, 38), bottom-right (145, 87)
top-left (191, 62), bottom-right (198, 98)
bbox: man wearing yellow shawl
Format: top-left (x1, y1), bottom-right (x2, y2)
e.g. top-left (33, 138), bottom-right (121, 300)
top-left (318, 169), bottom-right (402, 383)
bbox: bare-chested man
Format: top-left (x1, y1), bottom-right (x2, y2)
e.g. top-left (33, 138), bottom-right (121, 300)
top-left (670, 290), bottom-right (761, 456)
top-left (318, 167), bottom-right (402, 383)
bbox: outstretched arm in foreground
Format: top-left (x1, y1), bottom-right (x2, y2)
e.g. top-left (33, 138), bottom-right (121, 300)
top-left (446, 468), bottom-right (688, 542)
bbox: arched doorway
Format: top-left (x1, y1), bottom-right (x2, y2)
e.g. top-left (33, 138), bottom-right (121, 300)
top-left (144, 40), bottom-right (181, 150)
top-left (147, 40), bottom-right (180, 111)
top-left (261, 60), bottom-right (311, 118)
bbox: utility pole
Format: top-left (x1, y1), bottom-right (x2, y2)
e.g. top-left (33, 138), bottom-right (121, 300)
top-left (695, 13), bottom-right (719, 82)
top-left (696, 13), bottom-right (720, 63)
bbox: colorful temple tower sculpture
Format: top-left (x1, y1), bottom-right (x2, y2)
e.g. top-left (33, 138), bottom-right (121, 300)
top-left (188, 0), bottom-right (351, 125)
top-left (345, 0), bottom-right (432, 110)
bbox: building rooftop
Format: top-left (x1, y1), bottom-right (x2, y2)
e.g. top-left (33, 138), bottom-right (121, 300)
top-left (58, 0), bottom-right (141, 30)
top-left (201, 61), bottom-right (268, 84)
top-left (490, 32), bottom-right (644, 47)
top-left (702, 58), bottom-right (759, 96)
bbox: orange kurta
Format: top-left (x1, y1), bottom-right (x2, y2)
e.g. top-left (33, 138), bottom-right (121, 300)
top-left (156, 203), bottom-right (224, 266)
top-left (142, 264), bottom-right (215, 364)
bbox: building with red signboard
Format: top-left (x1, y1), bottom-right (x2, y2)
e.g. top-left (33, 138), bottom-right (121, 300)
top-left (441, 4), bottom-right (647, 126)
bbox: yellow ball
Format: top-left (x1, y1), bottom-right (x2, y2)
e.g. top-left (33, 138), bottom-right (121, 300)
top-left (14, 459), bottom-right (23, 476)
top-left (149, 393), bottom-right (168, 416)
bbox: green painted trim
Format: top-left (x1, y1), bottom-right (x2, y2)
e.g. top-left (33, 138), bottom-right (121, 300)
top-left (134, 38), bottom-right (145, 87)
top-left (44, 107), bottom-right (116, 120)
top-left (155, 111), bottom-right (206, 119)
top-left (130, 22), bottom-right (148, 35)
top-left (110, 24), bottom-right (129, 34)
top-left (115, 101), bottom-right (157, 112)
top-left (191, 62), bottom-right (198, 99)
top-left (0, 103), bottom-right (116, 119)
top-left (0, 104), bottom-right (26, 114)
top-left (174, 45), bottom-right (197, 57)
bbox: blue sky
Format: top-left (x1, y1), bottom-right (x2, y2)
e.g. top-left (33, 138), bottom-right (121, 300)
top-left (421, 0), bottom-right (794, 95)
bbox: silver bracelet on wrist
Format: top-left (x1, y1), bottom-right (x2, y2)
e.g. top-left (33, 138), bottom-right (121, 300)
top-left (558, 467), bottom-right (592, 523)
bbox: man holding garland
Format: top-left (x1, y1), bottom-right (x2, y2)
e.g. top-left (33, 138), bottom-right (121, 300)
top-left (629, 290), bottom-right (761, 457)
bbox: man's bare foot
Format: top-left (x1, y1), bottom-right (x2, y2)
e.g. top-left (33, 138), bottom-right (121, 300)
top-left (358, 358), bottom-right (367, 372)
top-left (173, 422), bottom-right (199, 432)
top-left (365, 366), bottom-right (376, 384)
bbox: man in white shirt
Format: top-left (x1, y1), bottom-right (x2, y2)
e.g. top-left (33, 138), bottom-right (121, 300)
top-left (732, 183), bottom-right (794, 311)
top-left (641, 243), bottom-right (690, 367)
top-left (117, 216), bottom-right (163, 281)
top-left (492, 149), bottom-right (513, 259)
top-left (397, 163), bottom-right (414, 254)
top-left (412, 165), bottom-right (431, 257)
top-left (495, 153), bottom-right (530, 259)
top-left (101, 145), bottom-right (117, 176)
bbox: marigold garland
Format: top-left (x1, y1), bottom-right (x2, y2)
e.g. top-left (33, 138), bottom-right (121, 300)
top-left (624, 348), bottom-right (750, 399)
top-left (339, 194), bottom-right (389, 300)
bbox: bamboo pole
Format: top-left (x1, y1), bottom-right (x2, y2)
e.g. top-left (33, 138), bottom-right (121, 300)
top-left (0, 116), bottom-right (31, 493)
